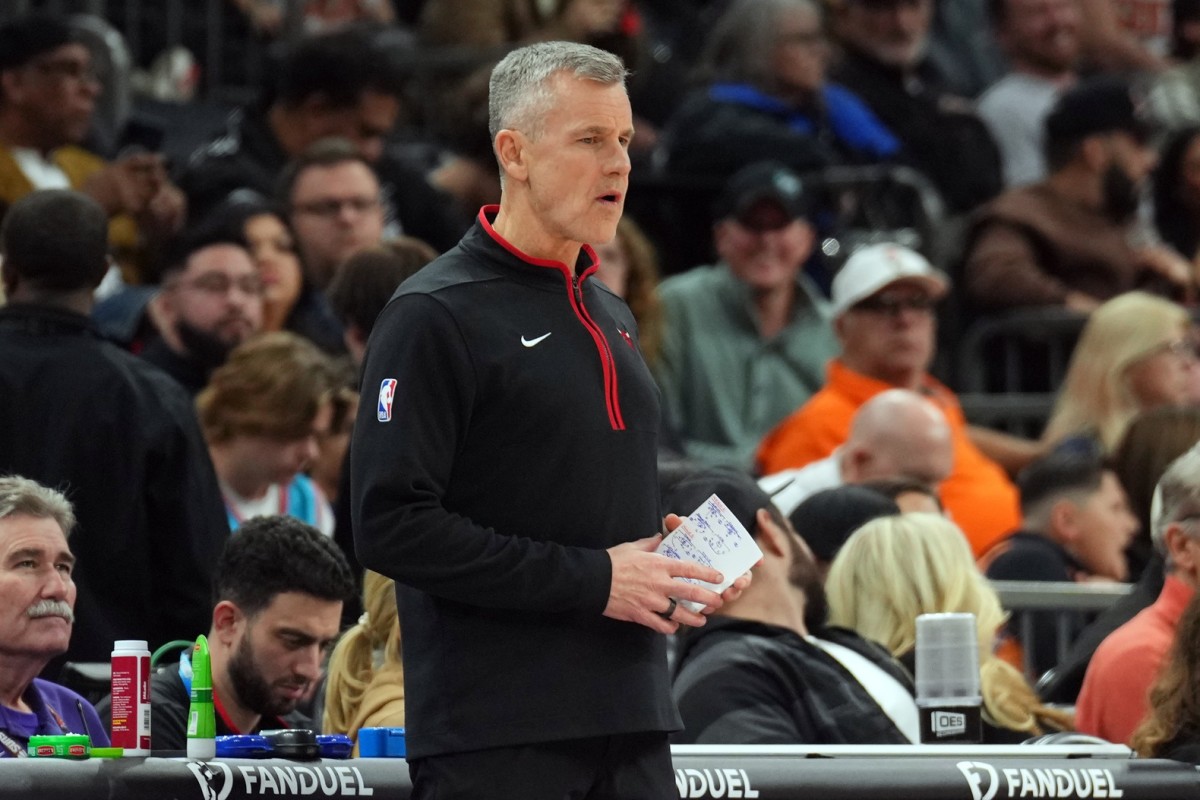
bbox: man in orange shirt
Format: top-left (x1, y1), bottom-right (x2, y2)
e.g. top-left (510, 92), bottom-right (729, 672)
top-left (757, 243), bottom-right (1021, 555)
top-left (1075, 447), bottom-right (1200, 745)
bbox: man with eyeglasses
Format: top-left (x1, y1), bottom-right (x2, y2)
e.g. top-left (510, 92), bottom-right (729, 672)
top-left (141, 225), bottom-right (264, 396)
top-left (277, 140), bottom-right (387, 291)
top-left (0, 190), bottom-right (228, 666)
top-left (758, 243), bottom-right (1023, 556)
top-left (0, 15), bottom-right (185, 284)
top-left (1076, 446), bottom-right (1200, 745)
top-left (655, 161), bottom-right (838, 470)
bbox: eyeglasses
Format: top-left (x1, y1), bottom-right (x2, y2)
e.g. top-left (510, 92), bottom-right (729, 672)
top-left (170, 273), bottom-right (264, 297)
top-left (292, 196), bottom-right (381, 218)
top-left (851, 292), bottom-right (937, 316)
top-left (26, 57), bottom-right (99, 84)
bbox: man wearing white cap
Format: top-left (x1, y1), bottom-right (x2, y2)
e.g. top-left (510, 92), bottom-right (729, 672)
top-left (757, 243), bottom-right (1022, 556)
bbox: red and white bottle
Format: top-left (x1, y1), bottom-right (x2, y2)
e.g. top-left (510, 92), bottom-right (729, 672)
top-left (110, 639), bottom-right (151, 755)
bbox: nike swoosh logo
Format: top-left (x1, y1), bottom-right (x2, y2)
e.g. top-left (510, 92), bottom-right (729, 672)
top-left (521, 332), bottom-right (552, 348)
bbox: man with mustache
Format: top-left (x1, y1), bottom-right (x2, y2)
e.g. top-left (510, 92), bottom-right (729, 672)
top-left (97, 515), bottom-right (356, 750)
top-left (668, 468), bottom-right (919, 744)
top-left (141, 225), bottom-right (265, 396)
top-left (965, 75), bottom-right (1193, 313)
top-left (0, 475), bottom-right (109, 757)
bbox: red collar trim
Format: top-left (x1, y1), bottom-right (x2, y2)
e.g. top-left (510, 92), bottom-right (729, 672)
top-left (476, 205), bottom-right (600, 277)
top-left (213, 690), bottom-right (241, 734)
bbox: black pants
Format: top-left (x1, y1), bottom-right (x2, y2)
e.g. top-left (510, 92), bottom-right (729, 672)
top-left (408, 731), bottom-right (675, 800)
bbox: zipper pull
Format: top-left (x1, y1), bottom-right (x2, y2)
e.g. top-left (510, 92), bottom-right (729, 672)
top-left (573, 276), bottom-right (584, 304)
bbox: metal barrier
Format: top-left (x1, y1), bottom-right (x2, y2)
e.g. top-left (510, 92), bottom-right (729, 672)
top-left (990, 580), bottom-right (1132, 680)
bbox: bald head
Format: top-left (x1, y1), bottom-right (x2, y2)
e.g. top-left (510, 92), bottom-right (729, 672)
top-left (841, 389), bottom-right (953, 487)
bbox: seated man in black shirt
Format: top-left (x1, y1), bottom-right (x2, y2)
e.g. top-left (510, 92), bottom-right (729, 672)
top-left (980, 450), bottom-right (1139, 678)
top-left (97, 516), bottom-right (356, 749)
top-left (668, 468), bottom-right (918, 744)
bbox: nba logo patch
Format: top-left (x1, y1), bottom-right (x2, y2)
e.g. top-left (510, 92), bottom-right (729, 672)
top-left (377, 378), bottom-right (397, 422)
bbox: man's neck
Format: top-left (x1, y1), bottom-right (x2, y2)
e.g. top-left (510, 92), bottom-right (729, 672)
top-left (720, 583), bottom-right (808, 638)
top-left (1010, 59), bottom-right (1076, 86)
top-left (1045, 164), bottom-right (1102, 212)
top-left (0, 115), bottom-right (58, 157)
top-left (491, 201), bottom-right (582, 268)
top-left (211, 661), bottom-right (261, 736)
top-left (266, 105), bottom-right (309, 160)
top-left (751, 283), bottom-right (795, 340)
top-left (212, 450), bottom-right (271, 501)
top-left (8, 287), bottom-right (93, 315)
top-left (0, 655), bottom-right (44, 712)
top-left (839, 356), bottom-right (924, 392)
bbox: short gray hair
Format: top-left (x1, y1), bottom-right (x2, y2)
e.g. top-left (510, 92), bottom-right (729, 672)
top-left (0, 475), bottom-right (75, 538)
top-left (699, 0), bottom-right (823, 89)
top-left (488, 41), bottom-right (628, 144)
top-left (1151, 446), bottom-right (1200, 557)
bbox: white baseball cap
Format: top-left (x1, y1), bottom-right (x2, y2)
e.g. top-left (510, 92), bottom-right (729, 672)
top-left (830, 243), bottom-right (950, 317)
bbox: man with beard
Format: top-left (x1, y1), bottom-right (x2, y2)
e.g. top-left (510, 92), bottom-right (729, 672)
top-left (965, 76), bottom-right (1192, 313)
top-left (98, 515), bottom-right (355, 750)
top-left (0, 476), bottom-right (108, 756)
top-left (977, 0), bottom-right (1082, 187)
top-left (141, 225), bottom-right (264, 395)
top-left (667, 468), bottom-right (919, 744)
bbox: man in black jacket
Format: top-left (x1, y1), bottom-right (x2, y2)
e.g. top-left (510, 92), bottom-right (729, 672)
top-left (668, 469), bottom-right (918, 745)
top-left (0, 189), bottom-right (228, 667)
top-left (176, 26), bottom-right (465, 253)
top-left (353, 41), bottom-right (749, 799)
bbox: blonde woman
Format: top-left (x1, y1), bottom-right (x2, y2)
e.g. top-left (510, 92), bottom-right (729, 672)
top-left (323, 571), bottom-right (403, 753)
top-left (826, 513), bottom-right (1073, 742)
top-left (1043, 292), bottom-right (1197, 453)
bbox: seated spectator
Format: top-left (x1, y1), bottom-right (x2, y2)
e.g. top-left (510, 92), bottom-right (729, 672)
top-left (1076, 446), bottom-right (1200, 745)
top-left (965, 77), bottom-right (1191, 313)
top-left (178, 26), bottom-right (464, 252)
top-left (322, 570), bottom-right (403, 753)
top-left (279, 139), bottom-right (388, 292)
top-left (593, 216), bottom-right (665, 369)
top-left (1042, 292), bottom-right (1197, 453)
top-left (1040, 407), bottom-right (1200, 704)
top-left (0, 476), bottom-right (108, 756)
top-left (660, 0), bottom-right (899, 180)
top-left (827, 0), bottom-right (1002, 213)
top-left (0, 14), bottom-right (185, 284)
top-left (826, 512), bottom-right (1074, 742)
top-left (327, 238), bottom-right (437, 365)
top-left (1153, 126), bottom-right (1200, 265)
top-left (0, 190), bottom-right (227, 666)
top-left (977, 0), bottom-right (1081, 187)
top-left (142, 225), bottom-right (265, 396)
top-left (1132, 591), bottom-right (1200, 763)
top-left (759, 387), bottom-right (952, 516)
top-left (1147, 1), bottom-right (1200, 130)
top-left (924, 0), bottom-right (1006, 99)
top-left (785, 485), bottom-right (900, 579)
top-left (196, 332), bottom-right (351, 535)
top-left (980, 451), bottom-right (1139, 678)
top-left (230, 0), bottom-right (395, 38)
top-left (667, 468), bottom-right (919, 744)
top-left (206, 192), bottom-right (344, 354)
top-left (655, 161), bottom-right (837, 469)
top-left (97, 515), bottom-right (355, 749)
top-left (757, 243), bottom-right (1022, 556)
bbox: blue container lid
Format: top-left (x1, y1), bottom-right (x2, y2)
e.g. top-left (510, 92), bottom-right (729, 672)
top-left (215, 734), bottom-right (272, 759)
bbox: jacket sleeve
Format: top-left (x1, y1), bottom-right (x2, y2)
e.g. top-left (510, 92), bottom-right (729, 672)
top-left (965, 221), bottom-right (1071, 309)
top-left (351, 293), bottom-right (612, 614)
top-left (673, 656), bottom-right (814, 744)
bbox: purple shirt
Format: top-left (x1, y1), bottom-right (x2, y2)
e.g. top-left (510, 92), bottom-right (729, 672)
top-left (0, 678), bottom-right (109, 757)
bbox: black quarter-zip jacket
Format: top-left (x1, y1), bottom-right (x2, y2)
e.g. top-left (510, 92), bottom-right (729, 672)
top-left (352, 207), bottom-right (677, 758)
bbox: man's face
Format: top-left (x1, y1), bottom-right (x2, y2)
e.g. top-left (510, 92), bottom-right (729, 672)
top-left (297, 90), bottom-right (400, 164)
top-left (999, 0), bottom-right (1081, 74)
top-left (226, 401), bottom-right (333, 489)
top-left (0, 515), bottom-right (75, 661)
top-left (1, 43), bottom-right (99, 149)
top-left (225, 591), bottom-right (342, 719)
top-left (1068, 472), bottom-right (1139, 581)
top-left (289, 160), bottom-right (385, 286)
top-left (1098, 131), bottom-right (1158, 221)
top-left (510, 73), bottom-right (633, 254)
top-left (162, 244), bottom-right (264, 361)
top-left (836, 0), bottom-right (933, 68)
top-left (715, 201), bottom-right (813, 294)
top-left (835, 281), bottom-right (937, 383)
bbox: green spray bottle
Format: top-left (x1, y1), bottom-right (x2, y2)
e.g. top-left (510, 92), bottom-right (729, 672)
top-left (186, 634), bottom-right (216, 759)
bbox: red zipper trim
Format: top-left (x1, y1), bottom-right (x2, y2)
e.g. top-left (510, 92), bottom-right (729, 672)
top-left (479, 208), bottom-right (626, 430)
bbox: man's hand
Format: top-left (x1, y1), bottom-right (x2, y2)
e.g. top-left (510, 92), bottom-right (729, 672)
top-left (81, 153), bottom-right (168, 218)
top-left (1136, 245), bottom-right (1195, 302)
top-left (604, 532), bottom-right (726, 635)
